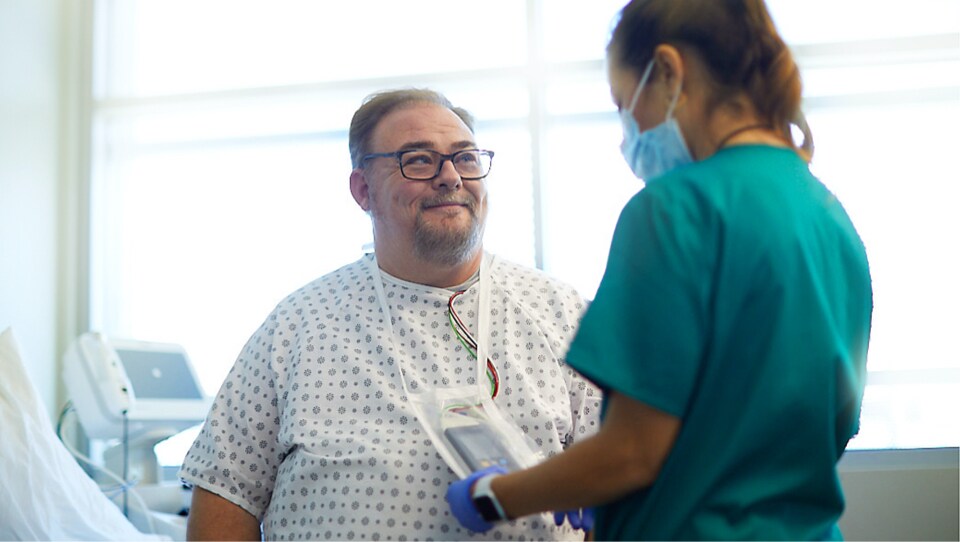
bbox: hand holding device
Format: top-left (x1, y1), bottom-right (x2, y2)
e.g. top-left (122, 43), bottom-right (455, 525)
top-left (446, 465), bottom-right (508, 533)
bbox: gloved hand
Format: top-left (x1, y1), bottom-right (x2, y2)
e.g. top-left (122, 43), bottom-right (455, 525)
top-left (554, 507), bottom-right (594, 531)
top-left (446, 465), bottom-right (508, 533)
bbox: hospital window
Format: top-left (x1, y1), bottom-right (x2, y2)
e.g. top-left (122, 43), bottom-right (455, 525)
top-left (85, 0), bottom-right (960, 459)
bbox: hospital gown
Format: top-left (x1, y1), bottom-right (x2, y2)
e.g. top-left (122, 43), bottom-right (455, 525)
top-left (179, 253), bottom-right (601, 540)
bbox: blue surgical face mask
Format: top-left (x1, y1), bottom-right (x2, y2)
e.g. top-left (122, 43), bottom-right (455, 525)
top-left (619, 60), bottom-right (694, 180)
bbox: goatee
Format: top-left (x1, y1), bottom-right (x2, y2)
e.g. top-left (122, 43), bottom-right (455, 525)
top-left (413, 197), bottom-right (484, 266)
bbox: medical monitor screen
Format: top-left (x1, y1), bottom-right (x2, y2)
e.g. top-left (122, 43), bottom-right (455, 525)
top-left (115, 348), bottom-right (204, 400)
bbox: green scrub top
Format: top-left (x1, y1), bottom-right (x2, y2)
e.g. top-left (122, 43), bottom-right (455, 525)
top-left (565, 145), bottom-right (872, 540)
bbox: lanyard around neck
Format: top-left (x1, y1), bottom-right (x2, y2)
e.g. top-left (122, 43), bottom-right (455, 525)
top-left (364, 254), bottom-right (493, 396)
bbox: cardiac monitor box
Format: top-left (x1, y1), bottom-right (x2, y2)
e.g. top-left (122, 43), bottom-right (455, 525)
top-left (63, 332), bottom-right (210, 441)
top-left (444, 424), bottom-right (522, 472)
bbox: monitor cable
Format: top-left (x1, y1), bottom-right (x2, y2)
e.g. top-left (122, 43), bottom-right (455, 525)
top-left (55, 402), bottom-right (158, 535)
top-left (122, 410), bottom-right (129, 518)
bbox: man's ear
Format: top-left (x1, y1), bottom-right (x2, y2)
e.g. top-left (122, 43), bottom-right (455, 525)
top-left (350, 168), bottom-right (371, 212)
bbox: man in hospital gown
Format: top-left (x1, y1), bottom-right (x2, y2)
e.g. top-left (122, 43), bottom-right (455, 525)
top-left (179, 88), bottom-right (601, 540)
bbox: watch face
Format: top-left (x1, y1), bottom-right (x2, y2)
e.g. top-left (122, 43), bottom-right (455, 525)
top-left (474, 495), bottom-right (502, 522)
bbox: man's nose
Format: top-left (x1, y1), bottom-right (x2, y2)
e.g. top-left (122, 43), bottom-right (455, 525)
top-left (432, 159), bottom-right (463, 190)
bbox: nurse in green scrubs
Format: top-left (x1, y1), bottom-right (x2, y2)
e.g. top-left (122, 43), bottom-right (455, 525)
top-left (446, 0), bottom-right (873, 539)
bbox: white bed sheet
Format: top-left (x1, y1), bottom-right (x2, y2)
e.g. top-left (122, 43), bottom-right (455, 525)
top-left (0, 327), bottom-right (166, 541)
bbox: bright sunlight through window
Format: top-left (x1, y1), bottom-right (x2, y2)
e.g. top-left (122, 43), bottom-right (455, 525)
top-left (89, 1), bottom-right (960, 465)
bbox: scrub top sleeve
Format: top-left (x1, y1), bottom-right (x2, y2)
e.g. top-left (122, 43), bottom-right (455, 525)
top-left (566, 184), bottom-right (714, 418)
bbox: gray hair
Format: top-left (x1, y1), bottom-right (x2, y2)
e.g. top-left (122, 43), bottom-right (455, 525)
top-left (348, 88), bottom-right (476, 169)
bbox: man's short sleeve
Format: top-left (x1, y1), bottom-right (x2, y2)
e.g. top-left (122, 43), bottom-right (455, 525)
top-left (178, 315), bottom-right (284, 520)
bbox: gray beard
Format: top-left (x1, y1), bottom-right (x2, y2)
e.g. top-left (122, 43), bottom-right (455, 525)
top-left (413, 209), bottom-right (483, 266)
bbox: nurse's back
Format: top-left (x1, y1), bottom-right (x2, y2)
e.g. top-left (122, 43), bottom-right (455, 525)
top-left (594, 145), bottom-right (872, 540)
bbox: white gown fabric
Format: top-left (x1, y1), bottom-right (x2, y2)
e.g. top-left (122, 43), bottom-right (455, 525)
top-left (180, 253), bottom-right (601, 540)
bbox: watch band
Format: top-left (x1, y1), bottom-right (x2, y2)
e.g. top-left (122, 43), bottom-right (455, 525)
top-left (471, 473), bottom-right (508, 522)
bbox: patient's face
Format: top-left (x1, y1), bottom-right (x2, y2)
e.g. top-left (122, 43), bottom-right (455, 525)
top-left (362, 102), bottom-right (488, 265)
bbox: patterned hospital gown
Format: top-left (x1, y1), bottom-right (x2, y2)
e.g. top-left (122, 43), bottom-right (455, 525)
top-left (179, 253), bottom-right (601, 540)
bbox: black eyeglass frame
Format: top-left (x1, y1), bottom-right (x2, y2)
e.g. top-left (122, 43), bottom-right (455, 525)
top-left (360, 148), bottom-right (495, 181)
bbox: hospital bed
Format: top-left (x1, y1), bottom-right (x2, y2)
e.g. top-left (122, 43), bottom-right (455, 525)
top-left (0, 327), bottom-right (207, 541)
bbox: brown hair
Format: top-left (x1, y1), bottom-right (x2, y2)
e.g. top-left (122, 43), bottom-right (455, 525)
top-left (348, 88), bottom-right (476, 168)
top-left (608, 0), bottom-right (811, 158)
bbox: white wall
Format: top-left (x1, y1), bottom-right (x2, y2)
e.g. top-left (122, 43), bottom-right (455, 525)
top-left (0, 0), bottom-right (62, 417)
top-left (839, 448), bottom-right (959, 541)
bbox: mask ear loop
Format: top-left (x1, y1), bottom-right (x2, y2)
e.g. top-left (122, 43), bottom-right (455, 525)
top-left (664, 66), bottom-right (684, 119)
top-left (625, 60), bottom-right (656, 115)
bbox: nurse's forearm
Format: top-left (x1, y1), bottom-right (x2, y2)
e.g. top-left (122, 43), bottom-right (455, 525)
top-left (491, 392), bottom-right (680, 518)
top-left (493, 430), bottom-right (650, 516)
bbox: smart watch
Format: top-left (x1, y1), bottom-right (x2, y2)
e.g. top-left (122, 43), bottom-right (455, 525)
top-left (471, 473), bottom-right (508, 522)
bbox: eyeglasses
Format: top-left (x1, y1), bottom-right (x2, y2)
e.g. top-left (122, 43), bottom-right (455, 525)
top-left (361, 148), bottom-right (494, 181)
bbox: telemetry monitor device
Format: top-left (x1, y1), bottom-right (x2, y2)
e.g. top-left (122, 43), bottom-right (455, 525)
top-left (63, 332), bottom-right (210, 441)
top-left (444, 424), bottom-right (522, 471)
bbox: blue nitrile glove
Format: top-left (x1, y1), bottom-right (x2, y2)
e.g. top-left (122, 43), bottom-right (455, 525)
top-left (446, 466), bottom-right (508, 533)
top-left (554, 507), bottom-right (594, 531)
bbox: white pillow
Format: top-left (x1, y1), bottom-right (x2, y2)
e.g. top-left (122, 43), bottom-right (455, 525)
top-left (0, 327), bottom-right (166, 540)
